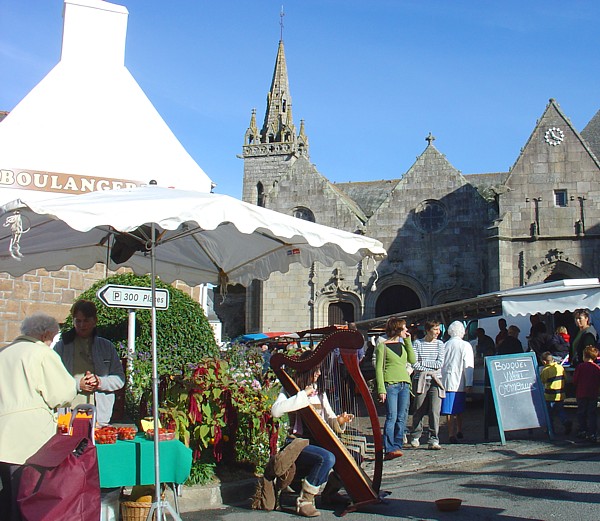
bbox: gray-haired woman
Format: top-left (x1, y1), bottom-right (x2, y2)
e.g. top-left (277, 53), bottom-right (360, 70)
top-left (440, 321), bottom-right (474, 443)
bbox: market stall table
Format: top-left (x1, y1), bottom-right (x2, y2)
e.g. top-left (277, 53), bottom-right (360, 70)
top-left (96, 433), bottom-right (192, 513)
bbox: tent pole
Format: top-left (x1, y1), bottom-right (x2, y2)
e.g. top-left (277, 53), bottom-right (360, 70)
top-left (147, 221), bottom-right (182, 521)
top-left (150, 221), bottom-right (162, 519)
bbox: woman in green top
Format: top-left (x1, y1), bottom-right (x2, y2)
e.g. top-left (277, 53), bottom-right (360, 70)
top-left (375, 317), bottom-right (416, 460)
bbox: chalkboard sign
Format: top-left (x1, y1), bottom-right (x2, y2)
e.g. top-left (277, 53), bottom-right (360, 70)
top-left (485, 352), bottom-right (551, 444)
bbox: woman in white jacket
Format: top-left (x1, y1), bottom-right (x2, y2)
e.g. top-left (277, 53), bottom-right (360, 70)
top-left (440, 321), bottom-right (474, 443)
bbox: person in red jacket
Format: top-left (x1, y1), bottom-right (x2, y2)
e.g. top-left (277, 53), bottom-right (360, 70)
top-left (573, 345), bottom-right (600, 442)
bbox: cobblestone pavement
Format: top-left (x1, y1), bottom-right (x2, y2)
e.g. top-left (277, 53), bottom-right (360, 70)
top-left (177, 398), bottom-right (586, 514)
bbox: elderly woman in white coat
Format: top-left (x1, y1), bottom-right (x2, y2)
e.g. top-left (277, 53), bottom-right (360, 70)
top-left (440, 321), bottom-right (474, 443)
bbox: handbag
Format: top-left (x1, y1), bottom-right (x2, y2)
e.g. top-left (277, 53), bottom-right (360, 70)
top-left (17, 426), bottom-right (100, 520)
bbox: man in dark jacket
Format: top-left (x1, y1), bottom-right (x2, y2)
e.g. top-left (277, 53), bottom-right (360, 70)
top-left (497, 326), bottom-right (523, 355)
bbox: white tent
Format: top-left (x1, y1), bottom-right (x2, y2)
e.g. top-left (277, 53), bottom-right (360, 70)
top-left (357, 278), bottom-right (600, 330)
top-left (0, 0), bottom-right (212, 205)
top-left (495, 278), bottom-right (600, 317)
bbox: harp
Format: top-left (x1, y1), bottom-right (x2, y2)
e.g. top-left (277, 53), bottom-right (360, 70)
top-left (270, 326), bottom-right (385, 515)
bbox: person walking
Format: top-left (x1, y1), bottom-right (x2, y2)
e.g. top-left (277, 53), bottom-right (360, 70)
top-left (0, 313), bottom-right (77, 521)
top-left (375, 317), bottom-right (416, 461)
top-left (440, 321), bottom-right (474, 444)
top-left (409, 320), bottom-right (446, 450)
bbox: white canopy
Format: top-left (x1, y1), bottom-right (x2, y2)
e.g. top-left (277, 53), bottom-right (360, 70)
top-left (497, 279), bottom-right (600, 317)
top-left (0, 0), bottom-right (212, 205)
top-left (0, 186), bottom-right (386, 287)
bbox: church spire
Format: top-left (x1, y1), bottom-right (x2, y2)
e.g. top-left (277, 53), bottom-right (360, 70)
top-left (261, 39), bottom-right (295, 143)
top-left (242, 32), bottom-right (309, 159)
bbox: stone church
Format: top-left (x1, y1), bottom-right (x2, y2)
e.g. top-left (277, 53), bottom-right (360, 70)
top-left (233, 38), bottom-right (600, 336)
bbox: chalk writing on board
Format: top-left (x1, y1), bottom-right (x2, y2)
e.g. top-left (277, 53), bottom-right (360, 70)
top-left (492, 358), bottom-right (537, 397)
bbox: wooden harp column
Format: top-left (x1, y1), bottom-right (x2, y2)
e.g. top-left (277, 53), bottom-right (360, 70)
top-left (270, 327), bottom-right (384, 514)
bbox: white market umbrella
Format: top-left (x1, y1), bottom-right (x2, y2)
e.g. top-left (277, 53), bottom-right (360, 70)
top-left (0, 184), bottom-right (386, 518)
top-left (0, 185), bottom-right (385, 287)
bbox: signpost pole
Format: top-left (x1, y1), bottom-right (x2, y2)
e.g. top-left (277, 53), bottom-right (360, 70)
top-left (127, 310), bottom-right (136, 387)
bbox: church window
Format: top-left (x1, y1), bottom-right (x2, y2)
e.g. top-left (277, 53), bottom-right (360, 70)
top-left (283, 100), bottom-right (287, 112)
top-left (257, 183), bottom-right (265, 207)
top-left (554, 190), bottom-right (568, 207)
top-left (413, 200), bottom-right (447, 233)
top-left (293, 207), bottom-right (315, 222)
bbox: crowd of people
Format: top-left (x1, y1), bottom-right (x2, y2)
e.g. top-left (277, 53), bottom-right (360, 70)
top-left (0, 301), bottom-right (124, 521)
top-left (263, 309), bottom-right (600, 516)
top-left (2, 302), bottom-right (600, 519)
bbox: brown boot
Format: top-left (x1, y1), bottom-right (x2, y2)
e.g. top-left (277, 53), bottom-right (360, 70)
top-left (296, 480), bottom-right (321, 517)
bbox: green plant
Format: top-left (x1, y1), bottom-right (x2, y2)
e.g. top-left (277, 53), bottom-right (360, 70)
top-left (185, 461), bottom-right (216, 486)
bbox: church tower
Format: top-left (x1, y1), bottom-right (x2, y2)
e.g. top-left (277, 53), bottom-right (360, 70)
top-left (242, 38), bottom-right (309, 205)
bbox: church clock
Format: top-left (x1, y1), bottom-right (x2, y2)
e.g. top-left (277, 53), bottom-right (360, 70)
top-left (544, 127), bottom-right (564, 146)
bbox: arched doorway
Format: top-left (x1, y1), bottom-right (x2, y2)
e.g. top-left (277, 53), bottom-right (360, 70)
top-left (328, 302), bottom-right (354, 325)
top-left (375, 286), bottom-right (421, 317)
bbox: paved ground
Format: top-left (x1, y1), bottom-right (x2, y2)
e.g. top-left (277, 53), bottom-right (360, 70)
top-left (175, 397), bottom-right (584, 515)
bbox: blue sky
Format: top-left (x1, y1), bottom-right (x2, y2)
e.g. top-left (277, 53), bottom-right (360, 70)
top-left (1, 1), bottom-right (599, 198)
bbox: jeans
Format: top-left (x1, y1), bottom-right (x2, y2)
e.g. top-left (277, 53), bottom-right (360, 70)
top-left (410, 378), bottom-right (442, 443)
top-left (294, 443), bottom-right (336, 487)
top-left (547, 401), bottom-right (568, 428)
top-left (577, 397), bottom-right (598, 435)
top-left (383, 382), bottom-right (410, 452)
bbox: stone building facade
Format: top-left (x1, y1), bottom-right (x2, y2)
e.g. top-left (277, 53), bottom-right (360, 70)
top-left (238, 38), bottom-right (600, 335)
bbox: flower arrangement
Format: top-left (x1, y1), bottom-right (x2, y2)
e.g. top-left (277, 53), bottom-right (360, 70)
top-left (159, 342), bottom-right (283, 483)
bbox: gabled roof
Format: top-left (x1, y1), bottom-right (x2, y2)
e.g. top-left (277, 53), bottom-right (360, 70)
top-left (505, 98), bottom-right (600, 185)
top-left (0, 0), bottom-right (212, 205)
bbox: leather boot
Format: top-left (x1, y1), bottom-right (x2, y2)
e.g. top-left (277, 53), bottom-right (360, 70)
top-left (320, 473), bottom-right (350, 506)
top-left (296, 480), bottom-right (321, 517)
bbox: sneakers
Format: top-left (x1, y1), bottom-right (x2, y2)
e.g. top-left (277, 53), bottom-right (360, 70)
top-left (576, 430), bottom-right (588, 440)
top-left (448, 436), bottom-right (459, 444)
top-left (456, 431), bottom-right (464, 440)
top-left (409, 438), bottom-right (420, 448)
top-left (586, 434), bottom-right (598, 443)
top-left (428, 440), bottom-right (441, 450)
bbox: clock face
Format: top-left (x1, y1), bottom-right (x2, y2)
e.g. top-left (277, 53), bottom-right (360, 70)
top-left (544, 127), bottom-right (564, 146)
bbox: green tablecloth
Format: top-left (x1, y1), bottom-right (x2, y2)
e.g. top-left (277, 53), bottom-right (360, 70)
top-left (96, 434), bottom-right (192, 488)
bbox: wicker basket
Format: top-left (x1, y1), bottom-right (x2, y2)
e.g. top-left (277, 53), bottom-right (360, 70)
top-left (120, 501), bottom-right (154, 521)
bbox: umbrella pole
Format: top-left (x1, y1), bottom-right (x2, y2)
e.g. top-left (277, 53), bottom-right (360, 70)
top-left (147, 222), bottom-right (183, 521)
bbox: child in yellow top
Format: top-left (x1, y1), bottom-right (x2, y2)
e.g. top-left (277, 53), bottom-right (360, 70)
top-left (540, 351), bottom-right (572, 435)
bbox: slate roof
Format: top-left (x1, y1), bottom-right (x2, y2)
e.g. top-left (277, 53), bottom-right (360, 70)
top-left (581, 109), bottom-right (600, 161)
top-left (464, 172), bottom-right (509, 189)
top-left (333, 179), bottom-right (398, 218)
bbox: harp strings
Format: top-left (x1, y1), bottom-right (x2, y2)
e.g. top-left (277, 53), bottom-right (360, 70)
top-left (321, 350), bottom-right (369, 461)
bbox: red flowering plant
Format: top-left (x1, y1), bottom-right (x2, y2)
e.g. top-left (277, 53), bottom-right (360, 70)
top-left (159, 343), bottom-right (282, 478)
